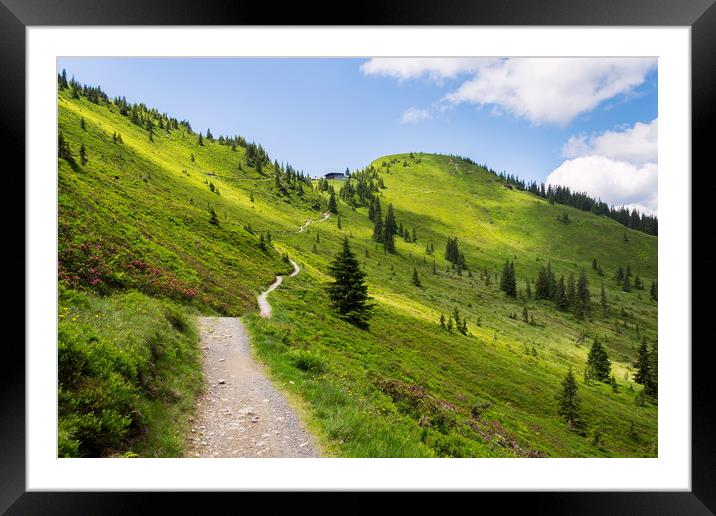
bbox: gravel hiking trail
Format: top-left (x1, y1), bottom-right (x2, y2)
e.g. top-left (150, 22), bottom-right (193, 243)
top-left (298, 211), bottom-right (331, 232)
top-left (257, 259), bottom-right (299, 318)
top-left (185, 260), bottom-right (318, 458)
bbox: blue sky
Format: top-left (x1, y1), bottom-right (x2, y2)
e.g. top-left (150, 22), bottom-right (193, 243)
top-left (58, 57), bottom-right (658, 213)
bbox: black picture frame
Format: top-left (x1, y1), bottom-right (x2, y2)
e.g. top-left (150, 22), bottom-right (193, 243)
top-left (4, 0), bottom-right (714, 513)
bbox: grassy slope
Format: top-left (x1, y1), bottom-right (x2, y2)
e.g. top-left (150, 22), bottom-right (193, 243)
top-left (58, 89), bottom-right (657, 458)
top-left (57, 89), bottom-right (323, 456)
top-left (248, 153), bottom-right (658, 458)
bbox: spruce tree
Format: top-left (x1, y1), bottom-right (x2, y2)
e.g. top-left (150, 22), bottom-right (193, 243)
top-left (372, 199), bottom-right (383, 242)
top-left (500, 260), bottom-right (517, 297)
top-left (412, 267), bottom-right (421, 287)
top-left (574, 270), bottom-right (591, 318)
top-left (383, 204), bottom-right (397, 253)
top-left (586, 336), bottom-right (611, 382)
top-left (198, 133), bottom-right (204, 146)
top-left (328, 190), bottom-right (338, 214)
top-left (208, 206), bottom-right (220, 226)
top-left (327, 237), bottom-right (374, 328)
top-left (634, 336), bottom-right (657, 395)
top-left (650, 280), bottom-right (658, 301)
top-left (79, 143), bottom-right (88, 166)
top-left (80, 117), bottom-right (86, 130)
top-left (557, 368), bottom-right (581, 429)
top-left (555, 275), bottom-right (568, 310)
top-left (648, 339), bottom-right (658, 396)
top-left (634, 338), bottom-right (649, 385)
top-left (58, 132), bottom-right (73, 162)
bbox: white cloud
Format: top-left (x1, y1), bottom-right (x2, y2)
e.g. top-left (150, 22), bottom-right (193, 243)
top-left (548, 119), bottom-right (658, 214)
top-left (443, 58), bottom-right (656, 126)
top-left (562, 119), bottom-right (657, 164)
top-left (363, 58), bottom-right (655, 126)
top-left (360, 58), bottom-right (490, 83)
top-left (400, 107), bottom-right (432, 124)
top-left (547, 156), bottom-right (657, 214)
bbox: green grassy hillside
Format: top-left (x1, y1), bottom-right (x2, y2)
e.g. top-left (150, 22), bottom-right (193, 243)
top-left (58, 86), bottom-right (657, 458)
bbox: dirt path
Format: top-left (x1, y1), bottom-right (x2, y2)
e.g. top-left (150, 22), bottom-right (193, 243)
top-left (298, 211), bottom-right (331, 233)
top-left (257, 259), bottom-right (299, 318)
top-left (185, 316), bottom-right (318, 458)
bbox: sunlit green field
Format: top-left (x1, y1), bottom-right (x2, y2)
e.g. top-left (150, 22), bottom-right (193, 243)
top-left (58, 88), bottom-right (657, 457)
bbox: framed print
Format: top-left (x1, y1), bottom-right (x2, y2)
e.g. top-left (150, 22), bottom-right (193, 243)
top-left (5, 0), bottom-right (715, 512)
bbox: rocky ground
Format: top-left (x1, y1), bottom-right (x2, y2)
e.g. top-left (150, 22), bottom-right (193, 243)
top-left (185, 317), bottom-right (319, 458)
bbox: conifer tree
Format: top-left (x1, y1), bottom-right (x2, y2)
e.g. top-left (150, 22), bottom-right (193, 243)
top-left (622, 273), bottom-right (632, 292)
top-left (411, 267), bottom-right (421, 287)
top-left (337, 215), bottom-right (342, 229)
top-left (586, 336), bottom-right (611, 382)
top-left (372, 199), bottom-right (383, 242)
top-left (648, 339), bottom-right (658, 396)
top-left (574, 269), bottom-right (591, 318)
top-left (499, 260), bottom-right (517, 297)
top-left (327, 237), bottom-right (374, 328)
top-left (439, 314), bottom-right (446, 329)
top-left (328, 190), bottom-right (338, 214)
top-left (557, 368), bottom-right (581, 429)
top-left (208, 206), bottom-right (220, 226)
top-left (432, 260), bottom-right (437, 275)
top-left (58, 132), bottom-right (73, 162)
top-left (615, 265), bottom-right (624, 285)
top-left (634, 337), bottom-right (656, 395)
top-left (383, 204), bottom-right (397, 253)
top-left (452, 307), bottom-right (461, 331)
top-left (650, 280), bottom-right (658, 301)
top-left (79, 143), bottom-right (88, 166)
top-left (522, 306), bottom-right (529, 323)
top-left (634, 336), bottom-right (651, 385)
top-left (555, 275), bottom-right (568, 310)
top-left (198, 133), bottom-right (204, 146)
top-left (80, 117), bottom-right (86, 130)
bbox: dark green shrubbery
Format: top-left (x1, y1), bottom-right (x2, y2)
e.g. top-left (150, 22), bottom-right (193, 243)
top-left (58, 288), bottom-right (201, 457)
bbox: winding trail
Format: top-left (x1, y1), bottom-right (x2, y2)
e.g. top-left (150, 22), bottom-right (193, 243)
top-left (298, 211), bottom-right (331, 233)
top-left (185, 259), bottom-right (317, 458)
top-left (257, 259), bottom-right (299, 318)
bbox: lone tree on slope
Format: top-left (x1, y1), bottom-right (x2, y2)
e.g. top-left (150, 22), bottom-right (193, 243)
top-left (208, 206), bottom-right (220, 226)
top-left (557, 368), bottom-right (581, 430)
top-left (411, 267), bottom-right (421, 287)
top-left (327, 237), bottom-right (374, 328)
top-left (586, 336), bottom-right (611, 382)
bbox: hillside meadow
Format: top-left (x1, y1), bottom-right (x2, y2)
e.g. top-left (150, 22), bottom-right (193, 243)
top-left (57, 85), bottom-right (657, 458)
